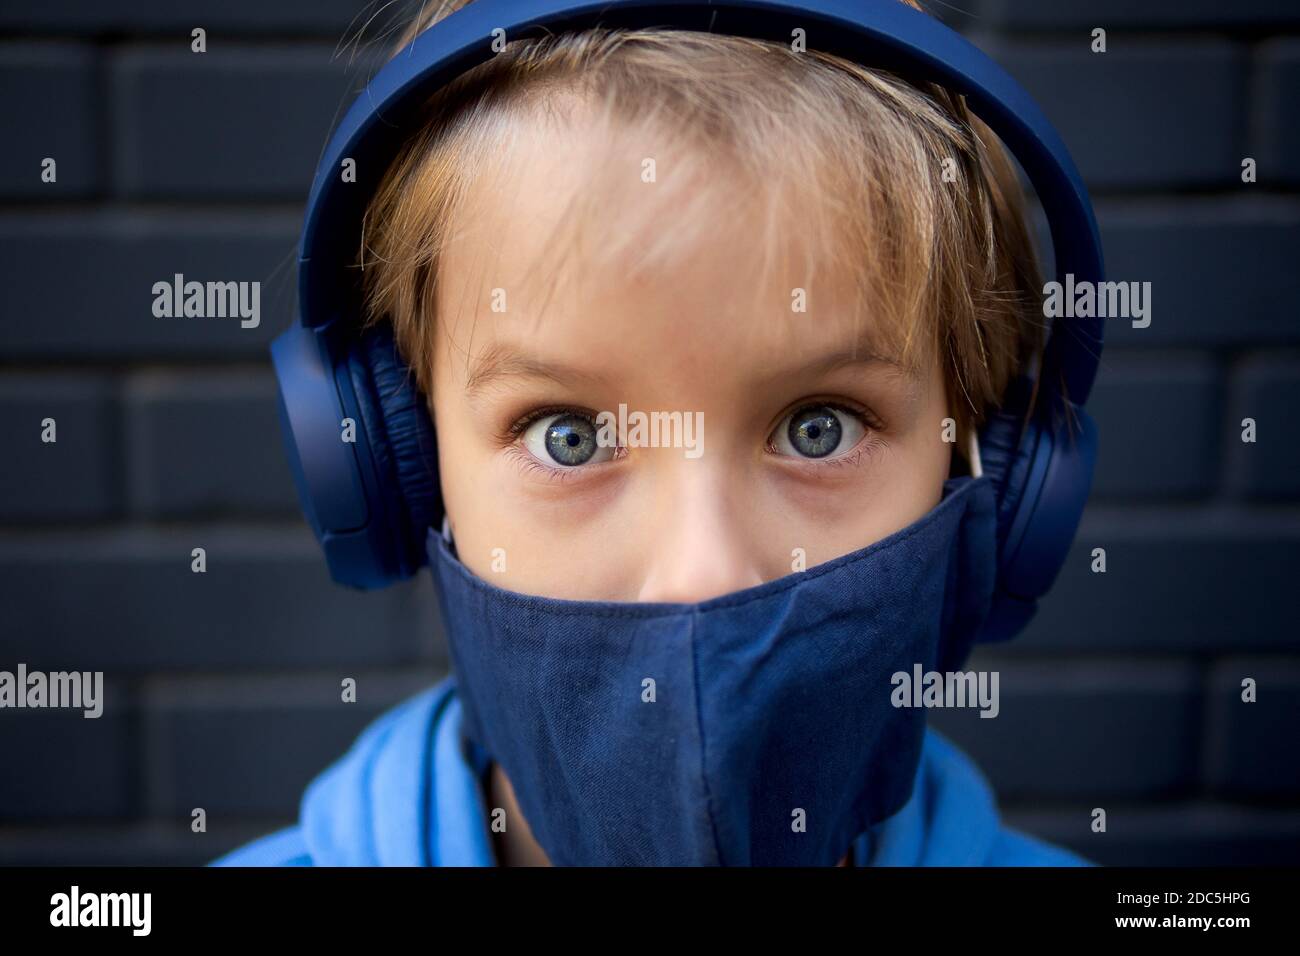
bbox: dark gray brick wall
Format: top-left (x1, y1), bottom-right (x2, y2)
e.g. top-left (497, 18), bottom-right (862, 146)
top-left (1085, 352), bottom-right (1221, 501)
top-left (0, 373), bottom-right (121, 522)
top-left (1096, 200), bottom-right (1300, 347)
top-left (1230, 355), bottom-right (1300, 499)
top-left (123, 369), bottom-right (298, 517)
top-left (112, 47), bottom-right (355, 199)
top-left (1020, 512), bottom-right (1300, 654)
top-left (1204, 659), bottom-right (1300, 798)
top-left (142, 672), bottom-right (439, 820)
top-left (0, 0), bottom-right (1297, 867)
top-left (0, 680), bottom-right (134, 820)
top-left (0, 2), bottom-right (379, 34)
top-left (0, 211), bottom-right (298, 359)
top-left (1257, 39), bottom-right (1300, 185)
top-left (930, 660), bottom-right (1204, 800)
top-left (979, 40), bottom-right (1248, 190)
top-left (984, 0), bottom-right (1300, 30)
top-left (0, 528), bottom-right (443, 671)
top-left (0, 43), bottom-right (100, 198)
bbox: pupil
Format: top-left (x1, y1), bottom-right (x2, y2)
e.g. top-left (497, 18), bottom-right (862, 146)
top-left (788, 406), bottom-right (842, 459)
top-left (545, 414), bottom-right (597, 466)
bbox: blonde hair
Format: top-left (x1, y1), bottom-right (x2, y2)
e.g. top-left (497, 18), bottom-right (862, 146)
top-left (358, 0), bottom-right (1046, 445)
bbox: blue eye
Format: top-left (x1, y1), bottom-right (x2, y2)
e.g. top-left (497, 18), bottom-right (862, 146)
top-left (522, 412), bottom-right (615, 467)
top-left (773, 404), bottom-right (865, 460)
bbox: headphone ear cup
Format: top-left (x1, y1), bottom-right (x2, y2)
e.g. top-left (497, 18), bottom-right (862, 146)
top-left (976, 374), bottom-right (1041, 556)
top-left (347, 323), bottom-right (442, 575)
top-left (975, 373), bottom-right (1099, 645)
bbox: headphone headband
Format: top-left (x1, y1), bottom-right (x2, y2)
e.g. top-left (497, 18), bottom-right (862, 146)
top-left (299, 0), bottom-right (1103, 402)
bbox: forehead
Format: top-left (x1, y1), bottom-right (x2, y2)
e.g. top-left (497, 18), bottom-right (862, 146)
top-left (433, 104), bottom-right (921, 384)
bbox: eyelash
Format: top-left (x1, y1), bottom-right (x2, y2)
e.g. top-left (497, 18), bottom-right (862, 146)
top-left (502, 401), bottom-right (885, 482)
top-left (503, 444), bottom-right (592, 485)
top-left (764, 400), bottom-right (887, 474)
top-left (502, 405), bottom-right (624, 486)
top-left (778, 432), bottom-right (888, 475)
top-left (504, 405), bottom-right (600, 441)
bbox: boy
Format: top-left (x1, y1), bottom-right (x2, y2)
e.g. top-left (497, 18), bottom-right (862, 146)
top-left (214, 0), bottom-right (1090, 867)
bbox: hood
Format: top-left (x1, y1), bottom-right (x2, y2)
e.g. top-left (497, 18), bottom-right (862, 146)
top-left (294, 676), bottom-right (1087, 866)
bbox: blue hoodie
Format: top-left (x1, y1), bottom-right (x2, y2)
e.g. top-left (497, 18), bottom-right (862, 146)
top-left (210, 676), bottom-right (1091, 867)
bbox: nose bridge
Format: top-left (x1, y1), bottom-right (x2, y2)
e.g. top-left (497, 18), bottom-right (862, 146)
top-left (635, 453), bottom-right (764, 604)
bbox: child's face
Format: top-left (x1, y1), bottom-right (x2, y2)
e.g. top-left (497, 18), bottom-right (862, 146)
top-left (429, 114), bottom-right (953, 602)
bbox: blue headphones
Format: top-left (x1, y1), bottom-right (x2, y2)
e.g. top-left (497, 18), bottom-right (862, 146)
top-left (271, 0), bottom-right (1104, 650)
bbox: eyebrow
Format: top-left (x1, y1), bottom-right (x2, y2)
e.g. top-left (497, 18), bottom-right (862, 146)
top-left (463, 328), bottom-right (918, 398)
top-left (762, 331), bottom-right (921, 385)
top-left (791, 347), bottom-right (916, 380)
top-left (464, 341), bottom-right (608, 397)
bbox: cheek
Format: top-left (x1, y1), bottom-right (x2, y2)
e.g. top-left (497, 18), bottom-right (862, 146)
top-left (430, 392), bottom-right (603, 589)
top-left (890, 367), bottom-right (953, 511)
top-left (759, 454), bottom-right (943, 570)
top-left (434, 437), bottom-right (518, 583)
top-left (765, 375), bottom-right (952, 565)
top-left (429, 383), bottom-right (495, 570)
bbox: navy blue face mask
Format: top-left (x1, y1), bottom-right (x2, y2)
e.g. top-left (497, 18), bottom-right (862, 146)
top-left (427, 473), bottom-right (999, 866)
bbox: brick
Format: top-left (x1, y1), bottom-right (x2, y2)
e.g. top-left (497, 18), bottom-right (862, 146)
top-left (0, 676), bottom-right (132, 821)
top-left (0, 824), bottom-right (239, 866)
top-left (929, 659), bottom-right (1201, 800)
top-left (977, 40), bottom-right (1245, 190)
top-left (143, 672), bottom-right (441, 818)
top-left (0, 1), bottom-right (376, 34)
top-left (1205, 658), bottom-right (1300, 798)
top-left (112, 46), bottom-right (353, 199)
top-left (1256, 40), bottom-right (1300, 186)
top-left (0, 43), bottom-right (100, 198)
top-left (124, 369), bottom-right (298, 518)
top-left (1231, 355), bottom-right (1300, 500)
top-left (0, 0), bottom-right (972, 38)
top-left (1004, 804), bottom-right (1300, 866)
top-left (0, 210), bottom-right (297, 359)
top-left (1085, 352), bottom-right (1220, 501)
top-left (0, 374), bottom-right (121, 522)
top-left (983, 0), bottom-right (1300, 29)
top-left (0, 527), bottom-right (444, 671)
top-left (1015, 513), bottom-right (1300, 654)
top-left (1093, 199), bottom-right (1300, 347)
